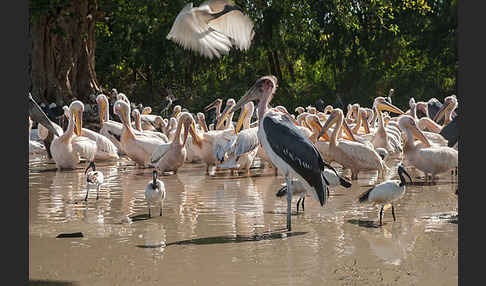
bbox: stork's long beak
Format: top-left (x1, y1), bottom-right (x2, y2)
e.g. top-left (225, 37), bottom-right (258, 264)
top-left (433, 100), bottom-right (451, 123)
top-left (216, 103), bottom-right (234, 130)
top-left (377, 101), bottom-right (404, 115)
top-left (233, 84), bottom-right (259, 112)
top-left (74, 110), bottom-right (83, 136)
top-left (28, 94), bottom-right (60, 137)
top-left (204, 99), bottom-right (222, 112)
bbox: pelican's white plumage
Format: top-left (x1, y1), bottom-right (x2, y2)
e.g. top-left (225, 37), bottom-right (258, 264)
top-left (114, 100), bottom-right (168, 167)
top-left (398, 115), bottom-right (458, 182)
top-left (50, 101), bottom-right (97, 170)
top-left (96, 94), bottom-right (125, 155)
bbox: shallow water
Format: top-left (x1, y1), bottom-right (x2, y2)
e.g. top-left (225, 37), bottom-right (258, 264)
top-left (29, 155), bottom-right (458, 286)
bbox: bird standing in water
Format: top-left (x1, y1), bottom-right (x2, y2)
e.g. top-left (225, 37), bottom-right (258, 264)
top-left (358, 164), bottom-right (412, 226)
top-left (84, 162), bottom-right (105, 201)
top-left (145, 170), bottom-right (166, 217)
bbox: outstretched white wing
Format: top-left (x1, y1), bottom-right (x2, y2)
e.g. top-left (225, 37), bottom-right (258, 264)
top-left (167, 3), bottom-right (232, 59)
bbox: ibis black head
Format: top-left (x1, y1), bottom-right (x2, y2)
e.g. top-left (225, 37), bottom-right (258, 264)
top-left (397, 164), bottom-right (412, 185)
top-left (152, 170), bottom-right (158, 183)
top-left (85, 161), bottom-right (96, 174)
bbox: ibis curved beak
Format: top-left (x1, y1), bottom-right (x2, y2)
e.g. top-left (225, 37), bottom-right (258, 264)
top-left (28, 93), bottom-right (61, 137)
top-left (377, 101), bottom-right (404, 115)
top-left (398, 165), bottom-right (412, 183)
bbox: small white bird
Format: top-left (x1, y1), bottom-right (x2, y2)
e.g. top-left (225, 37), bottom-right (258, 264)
top-left (358, 164), bottom-right (412, 226)
top-left (145, 170), bottom-right (166, 217)
top-left (84, 161), bottom-right (105, 201)
top-left (276, 169), bottom-right (352, 213)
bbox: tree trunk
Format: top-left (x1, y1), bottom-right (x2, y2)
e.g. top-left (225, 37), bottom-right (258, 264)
top-left (30, 0), bottom-right (102, 105)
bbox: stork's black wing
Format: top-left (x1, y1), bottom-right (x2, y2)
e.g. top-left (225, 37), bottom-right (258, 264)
top-left (263, 116), bottom-right (328, 206)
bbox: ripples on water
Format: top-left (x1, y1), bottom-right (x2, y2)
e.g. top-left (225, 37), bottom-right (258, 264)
top-left (29, 154), bottom-right (458, 285)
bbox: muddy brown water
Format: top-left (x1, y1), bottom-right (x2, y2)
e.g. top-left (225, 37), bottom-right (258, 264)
top-left (29, 155), bottom-right (458, 286)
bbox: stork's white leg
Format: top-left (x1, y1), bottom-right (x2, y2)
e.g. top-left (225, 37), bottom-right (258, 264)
top-left (285, 175), bottom-right (293, 231)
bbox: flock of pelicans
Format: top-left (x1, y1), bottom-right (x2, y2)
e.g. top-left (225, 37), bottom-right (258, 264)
top-left (28, 0), bottom-right (458, 231)
top-left (28, 75), bottom-right (459, 230)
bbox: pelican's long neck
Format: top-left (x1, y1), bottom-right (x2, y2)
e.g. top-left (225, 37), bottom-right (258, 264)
top-left (352, 110), bottom-right (361, 134)
top-left (410, 104), bottom-right (417, 120)
top-left (60, 109), bottom-right (76, 141)
top-left (331, 114), bottom-right (343, 146)
top-left (173, 117), bottom-right (185, 145)
top-left (122, 109), bottom-right (136, 139)
top-left (377, 108), bottom-right (385, 132)
top-left (225, 112), bottom-right (235, 129)
top-left (402, 126), bottom-right (416, 149)
top-left (199, 118), bottom-right (209, 133)
top-left (134, 113), bottom-right (142, 132)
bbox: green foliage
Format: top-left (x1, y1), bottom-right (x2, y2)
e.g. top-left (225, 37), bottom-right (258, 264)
top-left (31, 0), bottom-right (457, 113)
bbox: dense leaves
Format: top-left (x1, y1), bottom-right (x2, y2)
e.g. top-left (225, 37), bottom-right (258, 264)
top-left (30, 0), bottom-right (456, 113)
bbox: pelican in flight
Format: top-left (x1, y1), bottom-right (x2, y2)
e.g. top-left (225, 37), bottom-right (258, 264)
top-left (167, 0), bottom-right (255, 59)
top-left (113, 100), bottom-right (168, 167)
top-left (317, 108), bottom-right (388, 180)
top-left (358, 164), bottom-right (412, 226)
top-left (62, 105), bottom-right (119, 161)
top-left (50, 101), bottom-right (97, 170)
top-left (84, 161), bottom-right (105, 201)
top-left (145, 170), bottom-right (166, 217)
top-left (398, 115), bottom-right (458, 182)
top-left (152, 112), bottom-right (192, 174)
top-left (96, 94), bottom-right (124, 155)
top-left (232, 75), bottom-right (347, 231)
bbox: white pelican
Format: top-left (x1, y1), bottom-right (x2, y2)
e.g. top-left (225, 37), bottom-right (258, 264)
top-left (96, 94), bottom-right (125, 155)
top-left (406, 99), bottom-right (449, 147)
top-left (317, 108), bottom-right (388, 180)
top-left (276, 170), bottom-right (352, 213)
top-left (217, 101), bottom-right (259, 176)
top-left (398, 115), bottom-right (458, 181)
top-left (204, 98), bottom-right (223, 124)
top-left (232, 75), bottom-right (347, 231)
top-left (370, 97), bottom-right (404, 155)
top-left (186, 113), bottom-right (235, 174)
top-left (84, 161), bottom-right (105, 201)
top-left (215, 98), bottom-right (236, 130)
top-left (153, 112), bottom-right (192, 174)
top-left (358, 164), bottom-right (412, 226)
top-left (398, 115), bottom-right (458, 182)
top-left (131, 109), bottom-right (169, 142)
top-left (50, 101), bottom-right (98, 170)
top-left (113, 100), bottom-right (168, 167)
top-left (145, 170), bottom-right (166, 217)
top-left (166, 117), bottom-right (178, 141)
top-left (167, 0), bottom-right (254, 59)
top-left (62, 105), bottom-right (119, 161)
